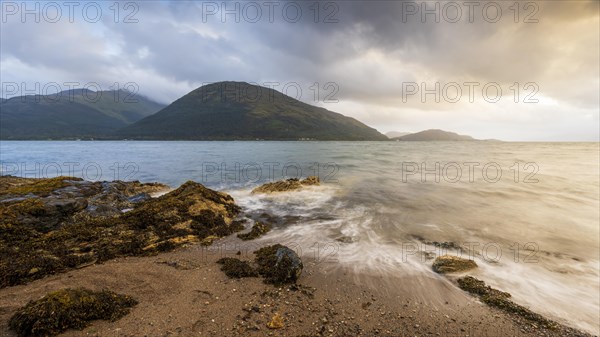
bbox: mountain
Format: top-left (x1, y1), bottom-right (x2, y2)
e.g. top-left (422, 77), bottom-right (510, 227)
top-left (393, 129), bottom-right (476, 141)
top-left (118, 82), bottom-right (387, 141)
top-left (0, 89), bottom-right (165, 139)
top-left (385, 131), bottom-right (411, 139)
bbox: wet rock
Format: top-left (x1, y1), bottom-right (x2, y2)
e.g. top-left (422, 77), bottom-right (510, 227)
top-left (432, 255), bottom-right (477, 274)
top-left (0, 177), bottom-right (243, 288)
top-left (216, 258), bottom-right (258, 278)
top-left (457, 276), bottom-right (557, 328)
top-left (86, 181), bottom-right (167, 216)
top-left (128, 192), bottom-right (151, 203)
top-left (237, 222), bottom-right (272, 241)
top-left (0, 176), bottom-right (83, 198)
top-left (255, 244), bottom-right (303, 284)
top-left (85, 204), bottom-right (119, 217)
top-left (457, 276), bottom-right (508, 297)
top-left (8, 288), bottom-right (137, 337)
top-left (426, 241), bottom-right (461, 250)
top-left (251, 176), bottom-right (320, 194)
top-left (301, 176), bottom-right (320, 185)
top-left (7, 197), bottom-right (89, 232)
top-left (411, 235), bottom-right (462, 250)
top-left (336, 236), bottom-right (357, 244)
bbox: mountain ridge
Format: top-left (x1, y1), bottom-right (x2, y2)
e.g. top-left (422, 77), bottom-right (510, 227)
top-left (0, 89), bottom-right (165, 139)
top-left (392, 129), bottom-right (476, 141)
top-left (117, 81), bottom-right (387, 141)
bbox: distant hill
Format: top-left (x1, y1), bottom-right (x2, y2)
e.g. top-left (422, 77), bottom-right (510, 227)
top-left (385, 131), bottom-right (411, 139)
top-left (393, 129), bottom-right (476, 141)
top-left (0, 89), bottom-right (165, 139)
top-left (118, 82), bottom-right (387, 140)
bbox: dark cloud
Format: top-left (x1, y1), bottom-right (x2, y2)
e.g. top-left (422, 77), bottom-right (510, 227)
top-left (1, 0), bottom-right (598, 140)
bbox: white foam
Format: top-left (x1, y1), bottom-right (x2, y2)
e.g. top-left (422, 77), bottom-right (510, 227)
top-left (475, 258), bottom-right (600, 335)
top-left (228, 182), bottom-right (600, 335)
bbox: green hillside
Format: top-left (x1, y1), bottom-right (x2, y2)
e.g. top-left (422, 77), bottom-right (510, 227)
top-left (118, 82), bottom-right (386, 141)
top-left (0, 89), bottom-right (164, 139)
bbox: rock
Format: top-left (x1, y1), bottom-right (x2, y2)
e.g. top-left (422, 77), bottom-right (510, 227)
top-left (45, 198), bottom-right (89, 214)
top-left (411, 235), bottom-right (462, 250)
top-left (127, 192), bottom-right (151, 203)
top-left (255, 244), bottom-right (303, 284)
top-left (457, 276), bottom-right (508, 297)
top-left (432, 255), bottom-right (477, 274)
top-left (86, 181), bottom-right (168, 216)
top-left (457, 276), bottom-right (557, 328)
top-left (335, 236), bottom-right (357, 244)
top-left (85, 204), bottom-right (120, 217)
top-left (8, 288), bottom-right (137, 337)
top-left (0, 176), bottom-right (83, 198)
top-left (0, 177), bottom-right (244, 288)
top-left (301, 176), bottom-right (320, 186)
top-left (216, 258), bottom-right (258, 278)
top-left (17, 197), bottom-right (89, 232)
top-left (251, 176), bottom-right (320, 194)
top-left (237, 222), bottom-right (272, 241)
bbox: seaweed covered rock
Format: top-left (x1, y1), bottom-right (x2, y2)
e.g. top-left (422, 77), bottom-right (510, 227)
top-left (432, 255), bottom-right (477, 274)
top-left (119, 180), bottom-right (242, 251)
top-left (255, 244), bottom-right (303, 284)
top-left (216, 257), bottom-right (258, 278)
top-left (251, 176), bottom-right (320, 194)
top-left (0, 176), bottom-right (169, 231)
top-left (457, 276), bottom-right (557, 328)
top-left (237, 221), bottom-right (272, 240)
top-left (8, 288), bottom-right (137, 337)
top-left (85, 180), bottom-right (167, 217)
top-left (0, 177), bottom-right (243, 288)
top-left (0, 176), bottom-right (83, 198)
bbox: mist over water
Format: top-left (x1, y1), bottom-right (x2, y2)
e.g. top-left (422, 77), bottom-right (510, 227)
top-left (1, 141), bottom-right (598, 334)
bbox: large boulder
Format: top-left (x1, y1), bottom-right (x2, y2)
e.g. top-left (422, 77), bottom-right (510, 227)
top-left (432, 255), bottom-right (477, 274)
top-left (255, 244), bottom-right (303, 284)
top-left (251, 176), bottom-right (320, 194)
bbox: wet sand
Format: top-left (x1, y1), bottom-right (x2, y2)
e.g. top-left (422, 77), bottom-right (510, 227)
top-left (0, 236), bottom-right (591, 337)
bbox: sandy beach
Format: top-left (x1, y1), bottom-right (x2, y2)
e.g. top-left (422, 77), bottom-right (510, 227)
top-left (0, 232), bottom-right (592, 337)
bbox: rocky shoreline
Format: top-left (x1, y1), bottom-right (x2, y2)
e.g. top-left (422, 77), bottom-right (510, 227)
top-left (0, 176), bottom-right (594, 336)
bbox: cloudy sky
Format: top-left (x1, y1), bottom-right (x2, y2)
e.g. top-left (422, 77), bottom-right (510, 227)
top-left (1, 0), bottom-right (598, 141)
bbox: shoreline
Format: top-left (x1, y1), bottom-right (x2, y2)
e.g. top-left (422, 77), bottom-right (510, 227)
top-left (0, 176), bottom-right (595, 336)
top-left (0, 235), bottom-right (593, 337)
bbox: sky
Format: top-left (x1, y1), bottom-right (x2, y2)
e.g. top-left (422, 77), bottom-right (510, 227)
top-left (1, 0), bottom-right (599, 141)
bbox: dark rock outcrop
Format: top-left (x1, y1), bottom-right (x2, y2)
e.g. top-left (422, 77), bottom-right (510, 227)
top-left (0, 176), bottom-right (244, 288)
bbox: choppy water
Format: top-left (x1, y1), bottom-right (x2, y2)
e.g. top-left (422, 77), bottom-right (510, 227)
top-left (1, 140), bottom-right (598, 334)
